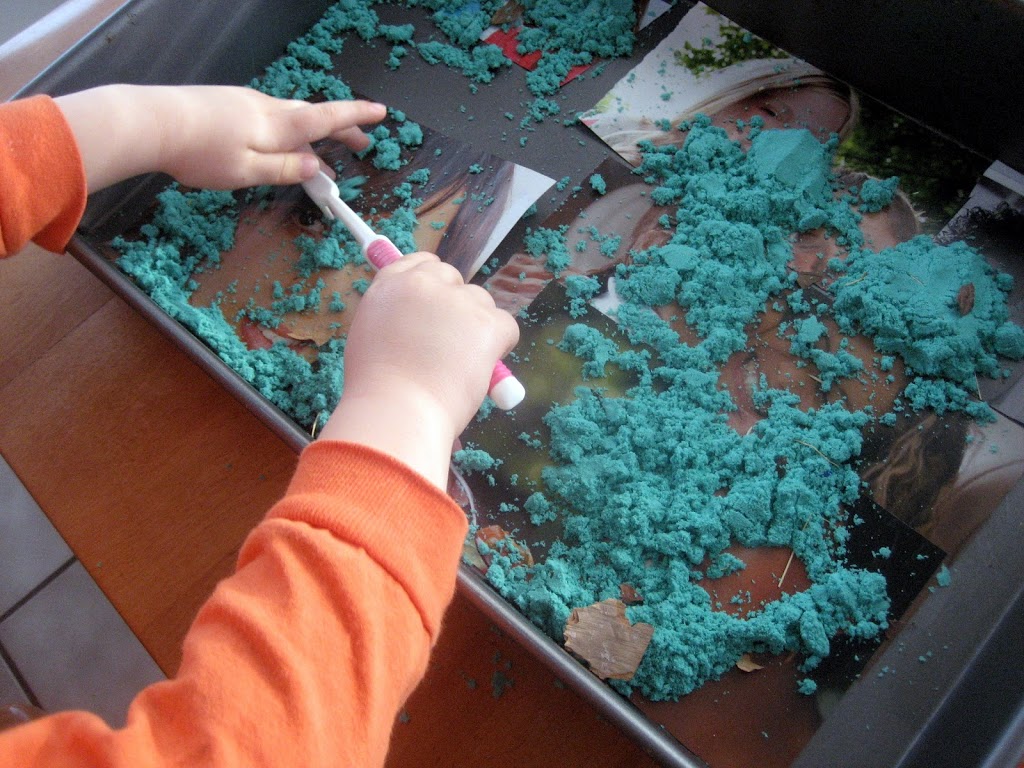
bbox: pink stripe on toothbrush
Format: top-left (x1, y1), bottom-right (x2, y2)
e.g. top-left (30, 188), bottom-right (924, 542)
top-left (365, 236), bottom-right (404, 269)
top-left (363, 237), bottom-right (524, 410)
top-left (490, 360), bottom-right (515, 389)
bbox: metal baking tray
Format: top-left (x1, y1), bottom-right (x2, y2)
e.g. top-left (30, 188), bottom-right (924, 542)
top-left (18, 1), bottom-right (1024, 765)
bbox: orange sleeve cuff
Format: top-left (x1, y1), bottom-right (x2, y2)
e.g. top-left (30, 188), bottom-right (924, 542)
top-left (0, 94), bottom-right (87, 257)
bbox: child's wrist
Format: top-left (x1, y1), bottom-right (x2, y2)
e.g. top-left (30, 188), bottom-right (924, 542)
top-left (318, 386), bottom-right (457, 490)
top-left (143, 86), bottom-right (190, 180)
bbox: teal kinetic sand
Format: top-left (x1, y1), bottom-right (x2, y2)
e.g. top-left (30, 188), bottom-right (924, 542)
top-left (475, 118), bottom-right (1023, 701)
top-left (107, 0), bottom-right (1024, 706)
top-left (114, 0), bottom-right (652, 427)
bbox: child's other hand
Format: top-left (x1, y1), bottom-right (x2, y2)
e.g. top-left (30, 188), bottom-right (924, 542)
top-left (319, 254), bottom-right (520, 488)
top-left (57, 85), bottom-right (386, 193)
top-left (156, 87), bottom-right (387, 189)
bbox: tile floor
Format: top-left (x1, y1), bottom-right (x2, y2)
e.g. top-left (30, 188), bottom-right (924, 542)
top-left (0, 455), bottom-right (165, 727)
top-left (1, 3), bottom-right (165, 730)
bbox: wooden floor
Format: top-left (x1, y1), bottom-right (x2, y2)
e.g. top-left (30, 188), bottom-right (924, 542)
top-left (0, 5), bottom-right (661, 764)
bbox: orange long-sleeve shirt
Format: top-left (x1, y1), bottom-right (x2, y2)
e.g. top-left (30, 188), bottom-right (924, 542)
top-left (0, 95), bottom-right (469, 766)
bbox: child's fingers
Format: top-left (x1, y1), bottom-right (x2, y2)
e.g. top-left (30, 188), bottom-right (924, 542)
top-left (379, 251), bottom-right (440, 273)
top-left (493, 310), bottom-right (521, 358)
top-left (406, 257), bottom-right (465, 287)
top-left (464, 282), bottom-right (503, 311)
top-left (424, 259), bottom-right (464, 284)
top-left (329, 125), bottom-right (376, 152)
top-left (274, 99), bottom-right (387, 150)
top-left (245, 150), bottom-right (321, 187)
top-left (463, 284), bottom-right (521, 354)
top-left (317, 156), bottom-right (337, 178)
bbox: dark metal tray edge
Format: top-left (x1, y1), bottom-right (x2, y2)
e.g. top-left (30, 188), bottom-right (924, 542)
top-left (68, 236), bottom-right (704, 768)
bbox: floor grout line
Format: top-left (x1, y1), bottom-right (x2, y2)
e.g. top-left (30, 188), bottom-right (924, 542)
top-left (0, 556), bottom-right (76, 626)
top-left (0, 638), bottom-right (40, 708)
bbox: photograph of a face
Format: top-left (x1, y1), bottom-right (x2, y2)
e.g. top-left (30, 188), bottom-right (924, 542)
top-left (462, 14), bottom-right (1024, 758)
top-left (111, 112), bottom-right (553, 430)
top-left (188, 115), bottom-right (553, 359)
top-left (480, 148), bottom-right (1024, 560)
top-left (581, 2), bottom-right (989, 230)
top-left (460, 280), bottom-right (951, 768)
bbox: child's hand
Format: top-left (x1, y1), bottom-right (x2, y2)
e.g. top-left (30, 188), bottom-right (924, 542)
top-left (319, 254), bottom-right (520, 488)
top-left (155, 87), bottom-right (386, 189)
top-left (56, 85), bottom-right (387, 193)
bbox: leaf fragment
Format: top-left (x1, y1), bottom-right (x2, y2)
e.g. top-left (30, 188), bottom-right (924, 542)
top-left (957, 283), bottom-right (975, 315)
top-left (475, 525), bottom-right (534, 567)
top-left (620, 583), bottom-right (643, 605)
top-left (563, 598), bottom-right (654, 681)
top-left (736, 653), bottom-right (764, 673)
top-left (491, 0), bottom-right (525, 24)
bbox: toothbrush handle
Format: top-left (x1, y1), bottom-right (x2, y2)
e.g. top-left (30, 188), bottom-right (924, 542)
top-left (365, 236), bottom-right (404, 269)
top-left (364, 237), bottom-right (525, 410)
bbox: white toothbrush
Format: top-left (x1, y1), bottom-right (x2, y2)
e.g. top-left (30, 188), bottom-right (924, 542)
top-left (302, 170), bottom-right (525, 410)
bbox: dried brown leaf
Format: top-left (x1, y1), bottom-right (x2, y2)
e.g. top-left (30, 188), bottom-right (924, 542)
top-left (736, 653), bottom-right (764, 673)
top-left (957, 283), bottom-right (976, 315)
top-left (564, 598), bottom-right (654, 681)
top-left (475, 525), bottom-right (534, 567)
top-left (462, 539), bottom-right (486, 571)
top-left (796, 271), bottom-right (821, 289)
top-left (491, 0), bottom-right (524, 24)
top-left (619, 583), bottom-right (643, 605)
top-left (286, 328), bottom-right (335, 347)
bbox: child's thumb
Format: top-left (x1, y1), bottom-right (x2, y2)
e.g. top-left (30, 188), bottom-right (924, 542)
top-left (250, 151), bottom-right (321, 187)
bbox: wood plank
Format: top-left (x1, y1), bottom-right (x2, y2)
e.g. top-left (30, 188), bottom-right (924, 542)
top-left (0, 294), bottom-right (298, 671)
top-left (0, 247), bottom-right (112, 389)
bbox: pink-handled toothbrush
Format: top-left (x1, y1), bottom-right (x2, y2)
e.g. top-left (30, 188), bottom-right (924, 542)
top-left (302, 170), bottom-right (525, 410)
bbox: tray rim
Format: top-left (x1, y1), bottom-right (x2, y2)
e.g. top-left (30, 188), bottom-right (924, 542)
top-left (67, 233), bottom-right (706, 768)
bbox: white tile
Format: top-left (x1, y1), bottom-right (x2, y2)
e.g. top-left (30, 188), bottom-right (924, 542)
top-left (0, 455), bottom-right (73, 615)
top-left (0, 653), bottom-right (27, 704)
top-left (0, 562), bottom-right (165, 727)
